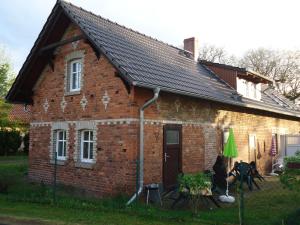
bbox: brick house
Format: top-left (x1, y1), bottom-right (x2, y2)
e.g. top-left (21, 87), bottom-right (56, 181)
top-left (8, 104), bottom-right (31, 125)
top-left (6, 1), bottom-right (300, 197)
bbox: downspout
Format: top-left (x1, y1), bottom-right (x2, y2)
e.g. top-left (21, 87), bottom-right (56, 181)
top-left (126, 87), bottom-right (160, 206)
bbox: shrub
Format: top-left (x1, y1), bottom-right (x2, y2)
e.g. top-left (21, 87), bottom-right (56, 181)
top-left (178, 173), bottom-right (212, 214)
top-left (23, 132), bottom-right (29, 154)
top-left (0, 129), bottom-right (22, 155)
top-left (280, 154), bottom-right (300, 191)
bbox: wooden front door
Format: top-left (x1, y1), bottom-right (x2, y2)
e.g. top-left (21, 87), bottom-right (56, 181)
top-left (163, 125), bottom-right (182, 189)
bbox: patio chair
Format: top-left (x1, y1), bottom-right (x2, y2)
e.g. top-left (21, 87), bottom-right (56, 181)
top-left (249, 161), bottom-right (265, 181)
top-left (236, 162), bottom-right (260, 191)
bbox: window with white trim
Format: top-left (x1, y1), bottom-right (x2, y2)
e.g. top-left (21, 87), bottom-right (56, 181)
top-left (69, 59), bottom-right (82, 92)
top-left (54, 130), bottom-right (67, 160)
top-left (80, 130), bottom-right (94, 163)
top-left (237, 77), bottom-right (262, 101)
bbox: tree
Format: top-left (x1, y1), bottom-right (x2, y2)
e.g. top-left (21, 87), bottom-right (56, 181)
top-left (198, 44), bottom-right (237, 65)
top-left (0, 47), bottom-right (15, 98)
top-left (240, 48), bottom-right (300, 100)
top-left (0, 46), bottom-right (17, 128)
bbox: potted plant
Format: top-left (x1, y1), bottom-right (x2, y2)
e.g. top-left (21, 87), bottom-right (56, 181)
top-left (178, 172), bottom-right (212, 214)
top-left (280, 151), bottom-right (300, 191)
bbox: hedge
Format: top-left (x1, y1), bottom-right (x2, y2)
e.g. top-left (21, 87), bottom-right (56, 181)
top-left (0, 129), bottom-right (22, 156)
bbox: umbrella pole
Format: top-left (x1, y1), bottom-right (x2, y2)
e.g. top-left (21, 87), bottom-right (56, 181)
top-left (226, 161), bottom-right (229, 196)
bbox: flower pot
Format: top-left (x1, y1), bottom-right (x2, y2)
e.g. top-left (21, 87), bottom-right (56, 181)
top-left (287, 162), bottom-right (300, 169)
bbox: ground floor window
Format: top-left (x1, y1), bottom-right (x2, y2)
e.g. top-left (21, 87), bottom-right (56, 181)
top-left (54, 130), bottom-right (67, 160)
top-left (80, 130), bottom-right (94, 163)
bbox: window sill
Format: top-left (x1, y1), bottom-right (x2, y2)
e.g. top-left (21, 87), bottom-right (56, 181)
top-left (50, 159), bottom-right (66, 166)
top-left (65, 91), bottom-right (81, 96)
top-left (75, 161), bottom-right (95, 169)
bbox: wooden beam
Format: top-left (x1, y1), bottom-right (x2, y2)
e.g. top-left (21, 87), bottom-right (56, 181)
top-left (115, 72), bottom-right (131, 94)
top-left (48, 55), bottom-right (55, 72)
top-left (84, 39), bottom-right (101, 60)
top-left (39, 35), bottom-right (85, 53)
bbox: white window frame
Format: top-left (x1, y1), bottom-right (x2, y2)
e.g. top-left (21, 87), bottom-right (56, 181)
top-left (80, 130), bottom-right (94, 163)
top-left (249, 134), bottom-right (256, 150)
top-left (69, 59), bottom-right (82, 92)
top-left (55, 130), bottom-right (67, 160)
top-left (236, 77), bottom-right (262, 101)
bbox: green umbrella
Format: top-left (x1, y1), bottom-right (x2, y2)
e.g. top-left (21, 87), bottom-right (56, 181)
top-left (223, 128), bottom-right (238, 158)
top-left (220, 128), bottom-right (238, 201)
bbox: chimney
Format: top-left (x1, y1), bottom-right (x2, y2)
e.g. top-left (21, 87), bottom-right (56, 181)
top-left (183, 37), bottom-right (199, 61)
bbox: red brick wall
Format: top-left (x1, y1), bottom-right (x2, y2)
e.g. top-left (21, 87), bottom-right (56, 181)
top-left (29, 24), bottom-right (139, 196)
top-left (134, 88), bottom-right (300, 175)
top-left (29, 22), bottom-right (300, 197)
top-left (9, 104), bottom-right (31, 124)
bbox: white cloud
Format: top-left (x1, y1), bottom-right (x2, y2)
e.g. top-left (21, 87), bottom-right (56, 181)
top-left (1, 0), bottom-right (299, 73)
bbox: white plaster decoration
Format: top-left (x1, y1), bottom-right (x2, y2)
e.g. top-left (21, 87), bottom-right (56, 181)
top-left (71, 40), bottom-right (79, 50)
top-left (43, 98), bottom-right (49, 113)
top-left (191, 105), bottom-right (197, 116)
top-left (60, 96), bottom-right (67, 112)
top-left (80, 94), bottom-right (88, 111)
top-left (30, 118), bottom-right (218, 128)
top-left (102, 90), bottom-right (111, 111)
top-left (174, 99), bottom-right (181, 113)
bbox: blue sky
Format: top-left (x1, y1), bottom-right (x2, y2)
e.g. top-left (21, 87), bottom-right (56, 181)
top-left (1, 0), bottom-right (300, 74)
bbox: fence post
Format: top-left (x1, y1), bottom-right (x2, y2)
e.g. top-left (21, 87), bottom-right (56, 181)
top-left (53, 151), bottom-right (57, 204)
top-left (136, 159), bottom-right (139, 204)
top-left (239, 163), bottom-right (245, 225)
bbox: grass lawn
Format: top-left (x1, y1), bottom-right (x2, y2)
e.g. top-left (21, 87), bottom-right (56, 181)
top-left (0, 155), bottom-right (299, 225)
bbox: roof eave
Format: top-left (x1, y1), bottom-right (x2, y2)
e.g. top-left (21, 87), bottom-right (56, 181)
top-left (133, 81), bottom-right (300, 119)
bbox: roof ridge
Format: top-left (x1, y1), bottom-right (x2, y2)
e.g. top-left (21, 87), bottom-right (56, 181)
top-left (59, 0), bottom-right (184, 52)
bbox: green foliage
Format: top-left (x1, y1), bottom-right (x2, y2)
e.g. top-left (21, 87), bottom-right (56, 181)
top-left (0, 63), bottom-right (11, 97)
top-left (0, 129), bottom-right (22, 155)
top-left (283, 153), bottom-right (300, 168)
top-left (280, 154), bottom-right (300, 191)
top-left (0, 47), bottom-right (15, 98)
top-left (0, 98), bottom-right (13, 127)
top-left (178, 173), bottom-right (211, 195)
top-left (178, 173), bottom-right (212, 214)
top-left (1, 156), bottom-right (300, 225)
top-left (23, 133), bottom-right (29, 154)
top-left (0, 98), bottom-right (27, 133)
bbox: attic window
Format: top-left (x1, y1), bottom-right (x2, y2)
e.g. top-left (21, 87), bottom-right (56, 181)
top-left (69, 59), bottom-right (82, 92)
top-left (64, 50), bottom-right (85, 95)
top-left (237, 78), bottom-right (261, 101)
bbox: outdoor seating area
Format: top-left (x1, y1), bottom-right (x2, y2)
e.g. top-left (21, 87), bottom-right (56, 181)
top-left (160, 157), bottom-right (266, 211)
top-left (158, 127), bottom-right (269, 218)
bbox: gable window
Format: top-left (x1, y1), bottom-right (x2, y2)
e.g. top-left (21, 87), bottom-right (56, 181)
top-left (64, 50), bottom-right (85, 95)
top-left (55, 130), bottom-right (67, 160)
top-left (69, 59), bottom-right (82, 92)
top-left (80, 130), bottom-right (94, 163)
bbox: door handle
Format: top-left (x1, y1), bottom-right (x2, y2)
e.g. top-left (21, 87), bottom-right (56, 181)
top-left (164, 153), bottom-right (170, 162)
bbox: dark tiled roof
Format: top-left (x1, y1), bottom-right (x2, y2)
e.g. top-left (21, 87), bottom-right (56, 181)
top-left (60, 1), bottom-right (239, 105)
top-left (6, 0), bottom-right (300, 118)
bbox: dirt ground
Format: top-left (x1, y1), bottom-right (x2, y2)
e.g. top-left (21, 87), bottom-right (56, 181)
top-left (0, 216), bottom-right (54, 225)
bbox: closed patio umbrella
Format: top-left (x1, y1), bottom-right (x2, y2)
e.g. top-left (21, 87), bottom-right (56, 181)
top-left (220, 128), bottom-right (238, 203)
top-left (270, 135), bottom-right (278, 176)
top-left (223, 128), bottom-right (238, 158)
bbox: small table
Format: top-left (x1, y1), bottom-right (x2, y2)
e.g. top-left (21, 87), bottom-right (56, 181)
top-left (145, 183), bottom-right (162, 206)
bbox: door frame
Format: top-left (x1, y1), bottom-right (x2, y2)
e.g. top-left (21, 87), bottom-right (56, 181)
top-left (162, 124), bottom-right (182, 189)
